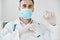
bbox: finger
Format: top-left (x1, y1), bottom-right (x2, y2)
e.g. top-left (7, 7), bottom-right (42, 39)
top-left (49, 12), bottom-right (55, 18)
top-left (46, 11), bottom-right (53, 18)
top-left (43, 11), bottom-right (50, 19)
top-left (51, 12), bottom-right (55, 17)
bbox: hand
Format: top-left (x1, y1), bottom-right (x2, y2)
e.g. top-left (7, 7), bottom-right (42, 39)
top-left (19, 25), bottom-right (36, 34)
top-left (43, 11), bottom-right (56, 26)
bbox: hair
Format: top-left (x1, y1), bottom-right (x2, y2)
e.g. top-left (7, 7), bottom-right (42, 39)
top-left (19, 0), bottom-right (34, 4)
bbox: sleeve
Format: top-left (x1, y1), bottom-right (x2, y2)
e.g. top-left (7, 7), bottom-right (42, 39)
top-left (43, 30), bottom-right (51, 40)
top-left (44, 22), bottom-right (58, 32)
top-left (39, 20), bottom-right (57, 32)
top-left (0, 22), bottom-right (14, 40)
top-left (36, 22), bottom-right (51, 40)
top-left (38, 23), bottom-right (51, 40)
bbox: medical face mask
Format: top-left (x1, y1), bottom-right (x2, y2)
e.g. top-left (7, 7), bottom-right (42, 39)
top-left (20, 8), bottom-right (32, 19)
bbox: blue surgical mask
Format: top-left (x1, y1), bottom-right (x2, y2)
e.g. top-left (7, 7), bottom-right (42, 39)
top-left (20, 8), bottom-right (32, 19)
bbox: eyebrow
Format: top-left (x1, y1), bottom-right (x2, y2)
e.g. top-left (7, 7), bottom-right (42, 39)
top-left (23, 4), bottom-right (26, 6)
top-left (23, 4), bottom-right (33, 6)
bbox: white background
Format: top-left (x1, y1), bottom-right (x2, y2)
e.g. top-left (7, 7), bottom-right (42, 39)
top-left (0, 0), bottom-right (60, 40)
top-left (0, 0), bottom-right (2, 31)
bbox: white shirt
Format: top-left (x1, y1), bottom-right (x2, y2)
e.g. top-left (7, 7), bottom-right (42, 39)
top-left (0, 18), bottom-right (56, 40)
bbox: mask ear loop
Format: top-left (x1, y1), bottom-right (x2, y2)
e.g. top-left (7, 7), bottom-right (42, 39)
top-left (13, 24), bottom-right (17, 31)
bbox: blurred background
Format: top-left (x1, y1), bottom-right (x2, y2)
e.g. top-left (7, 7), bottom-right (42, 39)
top-left (0, 0), bottom-right (60, 40)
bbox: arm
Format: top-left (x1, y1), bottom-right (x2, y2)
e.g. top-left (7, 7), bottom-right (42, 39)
top-left (43, 11), bottom-right (57, 32)
top-left (0, 22), bottom-right (13, 40)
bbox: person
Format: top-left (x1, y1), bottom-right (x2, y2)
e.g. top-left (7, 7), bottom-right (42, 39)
top-left (0, 22), bottom-right (2, 32)
top-left (0, 0), bottom-right (57, 40)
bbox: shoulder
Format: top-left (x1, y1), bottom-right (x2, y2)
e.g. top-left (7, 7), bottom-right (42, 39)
top-left (4, 21), bottom-right (16, 30)
top-left (5, 21), bottom-right (14, 27)
top-left (5, 18), bottom-right (18, 28)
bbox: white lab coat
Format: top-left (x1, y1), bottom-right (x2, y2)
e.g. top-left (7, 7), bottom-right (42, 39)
top-left (0, 18), bottom-right (57, 40)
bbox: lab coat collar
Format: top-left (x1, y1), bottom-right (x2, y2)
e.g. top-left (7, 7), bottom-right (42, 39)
top-left (15, 18), bottom-right (33, 26)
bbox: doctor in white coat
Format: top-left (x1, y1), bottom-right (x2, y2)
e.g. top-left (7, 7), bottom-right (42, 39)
top-left (0, 0), bottom-right (57, 40)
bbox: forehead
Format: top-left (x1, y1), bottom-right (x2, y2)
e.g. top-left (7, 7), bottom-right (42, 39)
top-left (20, 0), bottom-right (33, 5)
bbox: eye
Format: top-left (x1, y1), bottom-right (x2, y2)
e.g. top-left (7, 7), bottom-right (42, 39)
top-left (23, 4), bottom-right (26, 8)
top-left (28, 5), bottom-right (33, 8)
